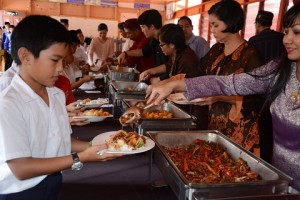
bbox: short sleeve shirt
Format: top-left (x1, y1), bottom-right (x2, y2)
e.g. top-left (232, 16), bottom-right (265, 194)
top-left (0, 74), bottom-right (72, 194)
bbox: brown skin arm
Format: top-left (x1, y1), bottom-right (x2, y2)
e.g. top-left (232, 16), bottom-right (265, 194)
top-left (7, 137), bottom-right (122, 180)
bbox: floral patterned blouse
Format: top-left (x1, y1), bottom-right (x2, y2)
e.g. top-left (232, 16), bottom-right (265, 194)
top-left (199, 41), bottom-right (262, 155)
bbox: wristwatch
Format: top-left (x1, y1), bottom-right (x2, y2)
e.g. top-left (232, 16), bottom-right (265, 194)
top-left (71, 152), bottom-right (83, 171)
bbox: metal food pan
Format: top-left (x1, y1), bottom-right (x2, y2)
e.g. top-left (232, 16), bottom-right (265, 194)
top-left (148, 131), bottom-right (292, 200)
top-left (123, 100), bottom-right (194, 122)
top-left (111, 80), bottom-right (148, 95)
top-left (108, 66), bottom-right (139, 81)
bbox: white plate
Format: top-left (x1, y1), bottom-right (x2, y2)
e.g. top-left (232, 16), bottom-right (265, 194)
top-left (167, 92), bottom-right (191, 105)
top-left (79, 98), bottom-right (109, 108)
top-left (72, 115), bottom-right (113, 122)
top-left (92, 131), bottom-right (155, 154)
top-left (167, 93), bottom-right (206, 105)
top-left (79, 82), bottom-right (96, 90)
top-left (92, 73), bottom-right (104, 79)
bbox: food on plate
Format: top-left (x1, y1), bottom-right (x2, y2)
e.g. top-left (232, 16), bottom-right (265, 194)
top-left (163, 139), bottom-right (260, 183)
top-left (82, 98), bottom-right (92, 104)
top-left (82, 109), bottom-right (111, 116)
top-left (106, 130), bottom-right (146, 151)
top-left (80, 98), bottom-right (108, 105)
top-left (142, 110), bottom-right (173, 119)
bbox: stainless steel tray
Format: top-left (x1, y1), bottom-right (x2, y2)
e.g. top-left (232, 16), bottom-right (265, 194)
top-left (108, 65), bottom-right (139, 81)
top-left (148, 131), bottom-right (293, 200)
top-left (111, 80), bottom-right (148, 95)
top-left (123, 100), bottom-right (194, 123)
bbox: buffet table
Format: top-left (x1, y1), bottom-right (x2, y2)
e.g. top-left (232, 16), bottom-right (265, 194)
top-left (58, 88), bottom-right (178, 200)
top-left (59, 80), bottom-right (300, 200)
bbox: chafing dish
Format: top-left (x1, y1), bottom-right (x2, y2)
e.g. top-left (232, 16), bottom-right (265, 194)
top-left (108, 65), bottom-right (139, 81)
top-left (111, 80), bottom-right (148, 95)
top-left (123, 100), bottom-right (196, 134)
top-left (148, 131), bottom-right (293, 200)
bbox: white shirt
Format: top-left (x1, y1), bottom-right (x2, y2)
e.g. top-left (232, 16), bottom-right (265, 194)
top-left (63, 62), bottom-right (82, 84)
top-left (122, 38), bottom-right (134, 52)
top-left (74, 46), bottom-right (88, 64)
top-left (0, 74), bottom-right (72, 194)
top-left (0, 62), bottom-right (18, 92)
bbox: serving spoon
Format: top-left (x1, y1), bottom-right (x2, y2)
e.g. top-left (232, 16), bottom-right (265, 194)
top-left (119, 100), bottom-right (156, 126)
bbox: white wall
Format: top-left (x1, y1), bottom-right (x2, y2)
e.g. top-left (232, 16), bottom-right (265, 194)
top-left (51, 15), bottom-right (118, 39)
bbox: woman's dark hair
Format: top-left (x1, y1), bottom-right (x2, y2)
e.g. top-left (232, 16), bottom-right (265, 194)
top-left (208, 0), bottom-right (245, 33)
top-left (138, 9), bottom-right (162, 29)
top-left (263, 4), bottom-right (300, 106)
top-left (158, 24), bottom-right (186, 52)
top-left (98, 23), bottom-right (108, 31)
top-left (11, 15), bottom-right (71, 65)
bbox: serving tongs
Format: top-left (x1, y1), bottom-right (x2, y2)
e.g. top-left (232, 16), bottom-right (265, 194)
top-left (119, 100), bottom-right (156, 126)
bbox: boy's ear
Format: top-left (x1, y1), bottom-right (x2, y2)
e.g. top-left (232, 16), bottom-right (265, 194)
top-left (18, 47), bottom-right (31, 63)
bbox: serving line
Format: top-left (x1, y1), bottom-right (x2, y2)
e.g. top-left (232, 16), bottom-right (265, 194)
top-left (61, 112), bottom-right (176, 199)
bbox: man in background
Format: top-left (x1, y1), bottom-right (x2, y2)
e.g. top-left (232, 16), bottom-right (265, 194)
top-left (248, 10), bottom-right (285, 64)
top-left (248, 10), bottom-right (285, 163)
top-left (177, 16), bottom-right (210, 61)
top-left (117, 9), bottom-right (168, 80)
top-left (2, 23), bottom-right (14, 70)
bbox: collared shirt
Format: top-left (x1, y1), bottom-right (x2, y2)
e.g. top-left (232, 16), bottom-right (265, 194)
top-left (126, 33), bottom-right (154, 72)
top-left (0, 74), bottom-right (72, 194)
top-left (186, 33), bottom-right (210, 61)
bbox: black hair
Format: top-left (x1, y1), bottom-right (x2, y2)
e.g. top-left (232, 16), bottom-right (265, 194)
top-left (263, 4), bottom-right (300, 106)
top-left (159, 24), bottom-right (186, 52)
top-left (118, 22), bottom-right (125, 30)
top-left (4, 22), bottom-right (10, 25)
top-left (208, 0), bottom-right (245, 33)
top-left (178, 16), bottom-right (192, 25)
top-left (11, 15), bottom-right (71, 65)
top-left (69, 30), bottom-right (80, 44)
top-left (84, 37), bottom-right (92, 46)
top-left (98, 23), bottom-right (108, 31)
top-left (138, 9), bottom-right (162, 29)
top-left (76, 29), bottom-right (82, 34)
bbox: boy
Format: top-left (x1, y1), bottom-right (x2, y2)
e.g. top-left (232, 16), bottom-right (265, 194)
top-left (117, 9), bottom-right (168, 75)
top-left (0, 15), bottom-right (120, 199)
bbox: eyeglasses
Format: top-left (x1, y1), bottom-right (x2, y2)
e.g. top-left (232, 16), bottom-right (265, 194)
top-left (159, 43), bottom-right (167, 47)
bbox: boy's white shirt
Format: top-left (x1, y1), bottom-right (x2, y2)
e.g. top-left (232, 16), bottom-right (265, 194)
top-left (0, 74), bottom-right (72, 194)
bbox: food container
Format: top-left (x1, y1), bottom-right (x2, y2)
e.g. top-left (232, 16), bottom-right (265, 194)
top-left (108, 65), bottom-right (139, 81)
top-left (111, 80), bottom-right (148, 95)
top-left (123, 100), bottom-right (196, 134)
top-left (148, 131), bottom-right (293, 200)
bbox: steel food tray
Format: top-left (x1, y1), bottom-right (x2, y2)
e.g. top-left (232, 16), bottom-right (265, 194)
top-left (111, 80), bottom-right (148, 95)
top-left (108, 65), bottom-right (139, 81)
top-left (148, 131), bottom-right (293, 200)
top-left (123, 100), bottom-right (194, 123)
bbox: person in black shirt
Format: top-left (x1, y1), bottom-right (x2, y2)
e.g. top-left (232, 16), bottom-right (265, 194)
top-left (117, 9), bottom-right (168, 78)
top-left (248, 10), bottom-right (285, 64)
top-left (248, 10), bottom-right (285, 163)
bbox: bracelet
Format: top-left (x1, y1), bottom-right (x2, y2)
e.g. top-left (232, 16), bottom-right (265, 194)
top-left (123, 51), bottom-right (128, 58)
